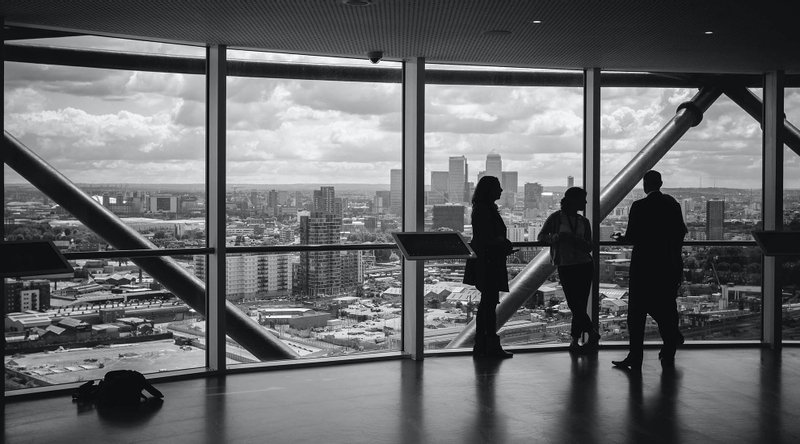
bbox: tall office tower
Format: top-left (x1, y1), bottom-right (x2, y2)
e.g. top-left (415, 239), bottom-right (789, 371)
top-left (4, 279), bottom-right (51, 311)
top-left (372, 195), bottom-right (384, 214)
top-left (681, 198), bottom-right (693, 222)
top-left (376, 190), bottom-right (391, 212)
top-left (313, 186), bottom-right (335, 214)
top-left (524, 182), bottom-right (543, 209)
top-left (567, 176), bottom-right (574, 188)
top-left (299, 211), bottom-right (342, 297)
top-left (528, 222), bottom-right (543, 242)
top-left (448, 156), bottom-right (468, 203)
top-left (250, 190), bottom-right (259, 210)
top-left (102, 192), bottom-right (110, 207)
top-left (485, 151), bottom-right (502, 179)
top-left (432, 205), bottom-right (465, 232)
top-left (267, 190), bottom-right (279, 216)
top-left (706, 200), bottom-right (725, 240)
top-left (501, 171), bottom-right (518, 207)
top-left (390, 169), bottom-right (403, 215)
top-left (431, 171), bottom-right (449, 204)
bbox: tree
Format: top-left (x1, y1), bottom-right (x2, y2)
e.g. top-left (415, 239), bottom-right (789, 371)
top-left (746, 263), bottom-right (761, 274)
top-left (730, 263), bottom-right (742, 273)
top-left (716, 262), bottom-right (730, 272)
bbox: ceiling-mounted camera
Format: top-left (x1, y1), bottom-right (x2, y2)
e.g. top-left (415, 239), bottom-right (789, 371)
top-left (367, 50), bottom-right (383, 64)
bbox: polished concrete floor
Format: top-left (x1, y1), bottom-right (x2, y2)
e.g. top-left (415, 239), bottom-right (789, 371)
top-left (5, 348), bottom-right (800, 444)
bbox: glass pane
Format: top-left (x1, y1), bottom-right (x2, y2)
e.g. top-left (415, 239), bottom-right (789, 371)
top-left (600, 86), bottom-right (762, 242)
top-left (4, 255), bottom-right (205, 391)
top-left (423, 67), bottom-right (583, 349)
top-left (224, 248), bottom-right (402, 363)
top-left (595, 244), bottom-right (763, 342)
top-left (782, 87), bottom-right (800, 341)
top-left (4, 36), bottom-right (207, 252)
top-left (223, 49), bottom-right (403, 362)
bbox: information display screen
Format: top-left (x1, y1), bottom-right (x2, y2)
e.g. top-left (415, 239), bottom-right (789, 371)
top-left (0, 240), bottom-right (75, 278)
top-left (391, 232), bottom-right (476, 261)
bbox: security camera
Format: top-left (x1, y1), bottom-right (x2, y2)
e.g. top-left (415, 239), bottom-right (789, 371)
top-left (367, 50), bottom-right (383, 64)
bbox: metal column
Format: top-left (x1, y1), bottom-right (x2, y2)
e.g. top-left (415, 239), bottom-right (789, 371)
top-left (402, 58), bottom-right (425, 360)
top-left (762, 72), bottom-right (784, 348)
top-left (448, 86), bottom-right (722, 348)
top-left (206, 44), bottom-right (227, 370)
top-left (584, 68), bottom-right (601, 331)
top-left (723, 86), bottom-right (800, 157)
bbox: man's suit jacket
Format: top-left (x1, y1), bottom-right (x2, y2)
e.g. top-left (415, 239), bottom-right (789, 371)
top-left (624, 190), bottom-right (688, 297)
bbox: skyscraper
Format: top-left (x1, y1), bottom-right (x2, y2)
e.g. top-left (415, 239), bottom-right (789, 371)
top-left (567, 176), bottom-right (574, 188)
top-left (390, 169), bottom-right (402, 215)
top-left (485, 151), bottom-right (502, 179)
top-left (430, 171), bottom-right (449, 204)
top-left (501, 171), bottom-right (518, 207)
top-left (448, 156), bottom-right (468, 203)
top-left (313, 186), bottom-right (335, 214)
top-left (298, 211), bottom-right (342, 297)
top-left (524, 182), bottom-right (543, 210)
top-left (706, 200), bottom-right (725, 240)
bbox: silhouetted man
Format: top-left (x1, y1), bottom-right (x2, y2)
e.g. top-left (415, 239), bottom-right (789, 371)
top-left (612, 170), bottom-right (687, 370)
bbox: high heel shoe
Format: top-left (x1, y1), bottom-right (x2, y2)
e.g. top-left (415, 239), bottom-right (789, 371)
top-left (583, 330), bottom-right (601, 350)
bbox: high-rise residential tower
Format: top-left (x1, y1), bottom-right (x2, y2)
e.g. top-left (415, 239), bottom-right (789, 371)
top-left (313, 186), bottom-right (335, 214)
top-left (298, 210), bottom-right (342, 297)
top-left (390, 169), bottom-right (402, 215)
top-left (706, 200), bottom-right (725, 240)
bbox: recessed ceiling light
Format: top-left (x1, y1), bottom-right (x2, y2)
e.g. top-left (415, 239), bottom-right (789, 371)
top-left (531, 20), bottom-right (542, 24)
top-left (482, 30), bottom-right (512, 36)
top-left (704, 31), bottom-right (714, 35)
top-left (341, 0), bottom-right (372, 5)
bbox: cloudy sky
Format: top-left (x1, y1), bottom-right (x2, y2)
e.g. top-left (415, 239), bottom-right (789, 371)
top-left (4, 36), bottom-right (800, 190)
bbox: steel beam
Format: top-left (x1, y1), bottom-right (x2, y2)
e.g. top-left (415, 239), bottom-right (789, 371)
top-left (447, 86), bottom-right (722, 348)
top-left (723, 86), bottom-right (800, 157)
top-left (9, 43), bottom-right (794, 88)
top-left (3, 131), bottom-right (298, 360)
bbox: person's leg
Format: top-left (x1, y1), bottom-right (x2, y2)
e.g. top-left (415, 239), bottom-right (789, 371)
top-left (613, 285), bottom-right (644, 368)
top-left (473, 299), bottom-right (488, 356)
top-left (651, 295), bottom-right (681, 361)
top-left (482, 290), bottom-right (512, 358)
top-left (558, 265), bottom-right (583, 343)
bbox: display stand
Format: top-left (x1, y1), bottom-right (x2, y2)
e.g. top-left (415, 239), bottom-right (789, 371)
top-left (1, 240), bottom-right (75, 278)
top-left (752, 230), bottom-right (800, 256)
top-left (391, 232), bottom-right (476, 261)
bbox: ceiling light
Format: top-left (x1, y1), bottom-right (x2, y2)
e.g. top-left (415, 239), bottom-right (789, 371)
top-left (482, 30), bottom-right (512, 36)
top-left (342, 0), bottom-right (372, 5)
top-left (704, 31), bottom-right (714, 35)
top-left (531, 20), bottom-right (542, 24)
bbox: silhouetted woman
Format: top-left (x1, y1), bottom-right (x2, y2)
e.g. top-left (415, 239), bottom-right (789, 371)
top-left (538, 187), bottom-right (600, 351)
top-left (464, 176), bottom-right (514, 358)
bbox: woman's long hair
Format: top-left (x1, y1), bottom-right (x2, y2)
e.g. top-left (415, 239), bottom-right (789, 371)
top-left (472, 175), bottom-right (501, 207)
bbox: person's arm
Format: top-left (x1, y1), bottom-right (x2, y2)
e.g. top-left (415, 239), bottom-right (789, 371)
top-left (619, 201), bottom-right (639, 243)
top-left (537, 212), bottom-right (559, 244)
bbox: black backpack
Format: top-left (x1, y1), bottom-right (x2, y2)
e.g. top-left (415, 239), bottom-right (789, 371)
top-left (73, 370), bottom-right (164, 407)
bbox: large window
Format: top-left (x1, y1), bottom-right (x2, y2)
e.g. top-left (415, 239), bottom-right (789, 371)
top-left (599, 84), bottom-right (765, 342)
top-left (223, 49), bottom-right (403, 360)
top-left (783, 87), bottom-right (800, 341)
top-left (423, 66), bottom-right (583, 349)
top-left (4, 36), bottom-right (208, 390)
